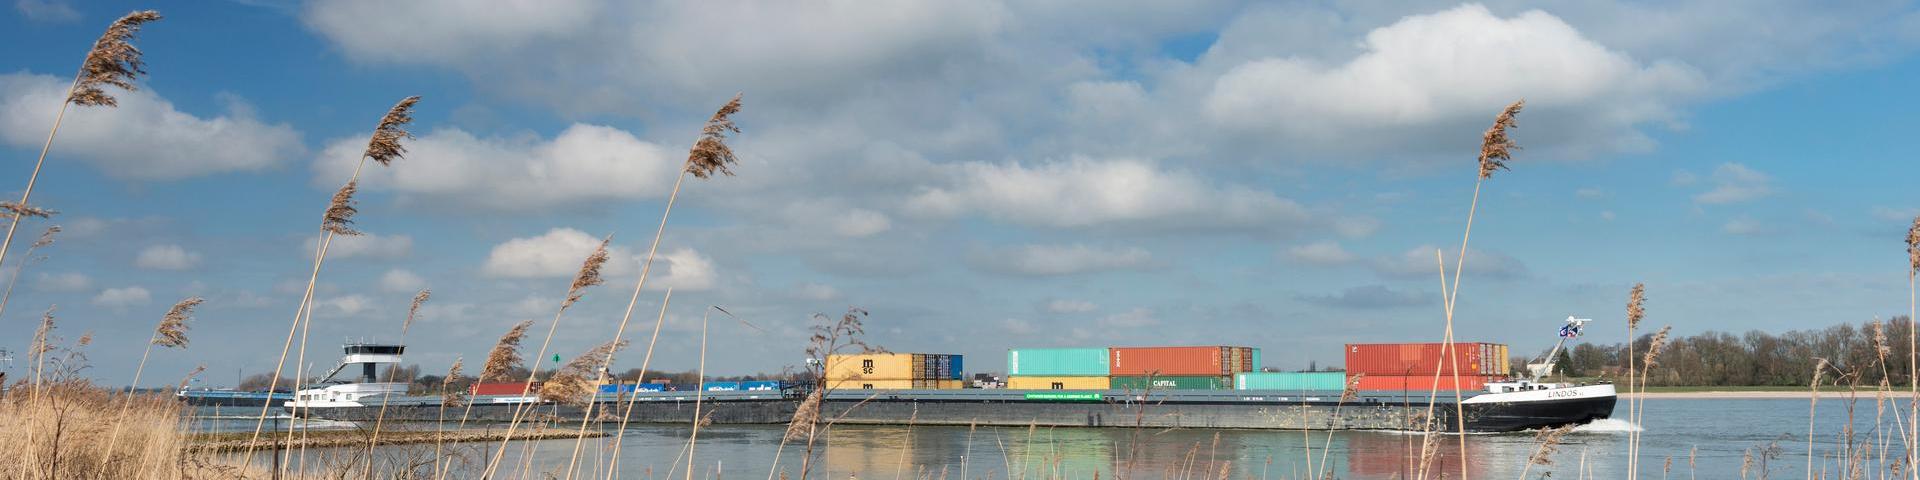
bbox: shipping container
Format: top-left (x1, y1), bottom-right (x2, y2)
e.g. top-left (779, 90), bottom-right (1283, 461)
top-left (1235, 371), bottom-right (1349, 391)
top-left (826, 353), bottom-right (915, 380)
top-left (1252, 348), bottom-right (1263, 372)
top-left (1350, 374), bottom-right (1495, 392)
top-left (1344, 343), bottom-right (1508, 376)
top-left (597, 383), bottom-right (668, 394)
top-left (1007, 348), bottom-right (1110, 376)
top-left (910, 379), bottom-right (967, 389)
top-left (827, 378), bottom-right (916, 390)
top-left (701, 382), bottom-right (741, 392)
top-left (1110, 375), bottom-right (1230, 390)
top-left (1109, 346), bottom-right (1258, 376)
top-left (1007, 376), bottom-right (1111, 390)
top-left (741, 380), bottom-right (781, 391)
top-left (470, 382), bottom-right (540, 396)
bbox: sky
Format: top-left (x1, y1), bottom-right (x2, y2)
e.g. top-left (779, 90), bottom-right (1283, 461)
top-left (2, 0), bottom-right (1919, 386)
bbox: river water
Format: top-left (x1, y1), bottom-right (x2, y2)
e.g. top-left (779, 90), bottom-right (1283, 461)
top-left (195, 397), bottom-right (1900, 479)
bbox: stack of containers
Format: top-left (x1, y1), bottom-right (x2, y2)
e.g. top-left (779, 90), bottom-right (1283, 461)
top-left (1343, 342), bottom-right (1510, 391)
top-left (1006, 348), bottom-right (1111, 390)
top-left (824, 353), bottom-right (966, 390)
top-left (1107, 346), bottom-right (1259, 390)
top-left (1234, 371), bottom-right (1348, 391)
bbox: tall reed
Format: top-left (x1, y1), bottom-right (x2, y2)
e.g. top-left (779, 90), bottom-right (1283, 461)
top-left (1517, 424), bottom-right (1574, 479)
top-left (1421, 99), bottom-right (1523, 480)
top-left (0, 226), bottom-right (59, 322)
top-left (1906, 214), bottom-right (1919, 475)
top-left (99, 296), bottom-right (199, 468)
top-left (547, 339), bottom-right (628, 479)
top-left (0, 11), bottom-right (159, 275)
top-left (365, 288), bottom-right (431, 478)
top-left (1809, 358), bottom-right (1831, 480)
top-left (1626, 283), bottom-right (1646, 477)
top-left (432, 357), bottom-right (462, 480)
top-left (479, 237), bottom-right (611, 478)
top-left (683, 306), bottom-right (731, 480)
top-left (604, 289), bottom-right (674, 479)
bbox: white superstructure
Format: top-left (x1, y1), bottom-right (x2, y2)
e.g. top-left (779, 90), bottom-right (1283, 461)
top-left (287, 343), bottom-right (410, 409)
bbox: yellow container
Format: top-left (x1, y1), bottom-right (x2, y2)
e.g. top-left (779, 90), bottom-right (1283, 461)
top-left (826, 378), bottom-right (915, 390)
top-left (1007, 376), bottom-right (1110, 390)
top-left (826, 353), bottom-right (915, 381)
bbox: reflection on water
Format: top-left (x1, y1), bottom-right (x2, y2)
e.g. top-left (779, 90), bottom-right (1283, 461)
top-left (195, 399), bottom-right (1891, 479)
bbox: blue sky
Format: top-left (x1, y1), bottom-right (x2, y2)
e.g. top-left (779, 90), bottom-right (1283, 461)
top-left (2, 0), bottom-right (1918, 386)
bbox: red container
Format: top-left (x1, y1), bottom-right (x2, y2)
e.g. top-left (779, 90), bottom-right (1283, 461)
top-left (1350, 374), bottom-right (1493, 392)
top-left (1109, 346), bottom-right (1256, 376)
top-left (1344, 343), bottom-right (1501, 376)
top-left (470, 382), bottom-right (541, 396)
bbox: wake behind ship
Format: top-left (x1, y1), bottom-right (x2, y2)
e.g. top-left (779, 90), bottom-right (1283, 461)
top-left (287, 317), bottom-right (1614, 433)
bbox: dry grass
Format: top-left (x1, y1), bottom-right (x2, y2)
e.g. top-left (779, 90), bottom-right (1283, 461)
top-left (1477, 99), bottom-right (1523, 179)
top-left (0, 202), bottom-right (56, 218)
top-left (0, 382), bottom-right (196, 479)
top-left (482, 319), bottom-right (533, 382)
top-left (686, 94), bottom-right (744, 179)
top-left (364, 96), bottom-right (421, 166)
top-left (562, 236), bottom-right (611, 311)
top-left (321, 180), bottom-right (361, 236)
top-left (540, 340), bottom-right (627, 407)
top-left (154, 296), bottom-right (199, 349)
top-left (70, 11), bottom-right (162, 107)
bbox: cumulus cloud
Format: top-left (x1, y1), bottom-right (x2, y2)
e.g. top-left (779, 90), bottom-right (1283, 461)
top-left (1693, 162), bottom-right (1773, 205)
top-left (92, 286), bottom-right (151, 309)
top-left (1298, 285), bottom-right (1434, 309)
top-left (969, 243), bottom-right (1153, 277)
top-left (1282, 241), bottom-right (1357, 266)
top-left (34, 272), bottom-right (90, 292)
top-left (379, 269), bottom-right (426, 293)
top-left (313, 294), bottom-right (374, 318)
top-left (1722, 216), bottom-right (1774, 236)
top-left (1041, 299), bottom-right (1097, 314)
top-left (909, 157), bottom-right (1316, 231)
top-left (790, 282), bottom-right (841, 301)
top-left (0, 74), bottom-right (303, 180)
top-left (311, 233), bottom-right (413, 260)
top-left (1204, 4), bottom-right (1703, 151)
top-left (1371, 245), bottom-right (1529, 280)
top-left (314, 124), bottom-right (681, 210)
top-left (830, 209), bottom-right (893, 238)
top-left (1098, 308), bottom-right (1159, 328)
top-left (15, 0), bottom-right (79, 22)
top-left (480, 228), bottom-right (717, 291)
top-left (135, 244), bottom-right (201, 270)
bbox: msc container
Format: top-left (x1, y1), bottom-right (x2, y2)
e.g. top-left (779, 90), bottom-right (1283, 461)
top-left (1007, 376), bottom-right (1111, 390)
top-left (829, 379), bottom-right (915, 390)
top-left (910, 379), bottom-right (968, 389)
top-left (1235, 371), bottom-right (1349, 391)
top-left (826, 353), bottom-right (915, 380)
top-left (1109, 346), bottom-right (1258, 376)
top-left (1110, 375), bottom-right (1230, 390)
top-left (470, 382), bottom-right (540, 396)
top-left (597, 383), bottom-right (669, 394)
top-left (1007, 348), bottom-right (1110, 376)
top-left (701, 382), bottom-right (741, 392)
top-left (741, 380), bottom-right (781, 391)
top-left (1344, 343), bottom-right (1505, 376)
top-left (1350, 374), bottom-right (1494, 392)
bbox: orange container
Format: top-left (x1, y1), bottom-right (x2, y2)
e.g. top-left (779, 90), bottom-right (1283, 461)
top-left (1344, 343), bottom-right (1505, 376)
top-left (1108, 346), bottom-right (1256, 376)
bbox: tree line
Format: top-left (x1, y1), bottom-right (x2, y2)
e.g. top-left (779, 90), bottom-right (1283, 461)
top-left (1545, 316), bottom-right (1915, 387)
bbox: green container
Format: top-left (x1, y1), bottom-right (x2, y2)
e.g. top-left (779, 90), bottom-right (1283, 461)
top-left (1008, 348), bottom-right (1110, 376)
top-left (1252, 348), bottom-right (1263, 371)
top-left (1109, 375), bottom-right (1229, 390)
top-left (1235, 371), bottom-right (1348, 391)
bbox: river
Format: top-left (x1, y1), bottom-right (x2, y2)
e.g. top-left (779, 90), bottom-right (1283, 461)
top-left (195, 397), bottom-right (1899, 479)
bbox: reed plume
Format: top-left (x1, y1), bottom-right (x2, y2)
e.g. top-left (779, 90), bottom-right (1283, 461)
top-left (563, 236), bottom-right (611, 311)
top-left (687, 93), bottom-right (744, 179)
top-left (28, 305), bottom-right (56, 398)
top-left (364, 96), bottom-right (420, 166)
top-left (785, 390), bottom-right (824, 442)
top-left (481, 320), bottom-right (533, 382)
top-left (1518, 424), bottom-right (1575, 479)
top-left (441, 358), bottom-right (464, 407)
top-left (1808, 357), bottom-right (1830, 480)
top-left (403, 289), bottom-right (430, 336)
top-left (1627, 283), bottom-right (1646, 331)
top-left (0, 11), bottom-right (160, 284)
top-left (0, 203), bottom-right (55, 219)
top-left (540, 340), bottom-right (627, 407)
top-left (177, 364), bottom-right (204, 391)
top-left (0, 226), bottom-right (59, 324)
top-left (153, 296), bottom-right (199, 348)
top-left (321, 181), bottom-right (361, 236)
top-left (1626, 282), bottom-right (1648, 479)
top-left (1908, 214), bottom-right (1920, 475)
top-left (1642, 325), bottom-right (1672, 370)
top-left (1478, 100), bottom-right (1524, 179)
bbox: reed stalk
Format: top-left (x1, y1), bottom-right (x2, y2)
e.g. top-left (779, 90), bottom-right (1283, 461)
top-left (0, 11), bottom-right (159, 277)
top-left (605, 289), bottom-right (674, 480)
top-left (0, 226), bottom-right (58, 324)
top-left (243, 95), bottom-right (419, 468)
top-left (432, 357), bottom-right (462, 480)
top-left (1812, 358), bottom-right (1831, 480)
top-left (1516, 424), bottom-right (1573, 480)
top-left (98, 297), bottom-right (197, 471)
top-left (1627, 283), bottom-right (1647, 478)
top-left (480, 237), bottom-right (611, 478)
top-left (365, 288), bottom-right (430, 478)
top-left (1906, 215), bottom-right (1919, 480)
top-left (684, 306), bottom-right (727, 480)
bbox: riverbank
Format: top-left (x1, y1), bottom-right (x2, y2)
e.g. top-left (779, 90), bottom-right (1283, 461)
top-left (1629, 391), bottom-right (1918, 399)
top-left (191, 427), bottom-right (602, 452)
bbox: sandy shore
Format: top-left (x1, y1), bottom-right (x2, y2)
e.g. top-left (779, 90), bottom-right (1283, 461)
top-left (1630, 391), bottom-right (1919, 399)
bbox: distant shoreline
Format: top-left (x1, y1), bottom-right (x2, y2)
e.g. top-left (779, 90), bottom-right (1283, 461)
top-left (1630, 391), bottom-right (1917, 399)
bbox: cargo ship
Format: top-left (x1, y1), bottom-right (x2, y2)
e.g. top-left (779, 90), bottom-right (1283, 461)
top-left (288, 317), bottom-right (1613, 433)
top-left (176, 388), bottom-right (293, 407)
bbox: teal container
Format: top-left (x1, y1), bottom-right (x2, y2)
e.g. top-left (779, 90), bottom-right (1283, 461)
top-left (1111, 375), bottom-right (1229, 390)
top-left (1007, 348), bottom-right (1110, 376)
top-left (1252, 348), bottom-right (1263, 372)
top-left (1235, 371), bottom-right (1348, 391)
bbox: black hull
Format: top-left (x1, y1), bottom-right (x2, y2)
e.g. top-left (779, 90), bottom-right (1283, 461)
top-left (1458, 395), bottom-right (1616, 432)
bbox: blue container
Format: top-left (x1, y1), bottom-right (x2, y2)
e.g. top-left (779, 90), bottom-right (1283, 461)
top-left (951, 355), bottom-right (965, 379)
top-left (701, 382), bottom-right (741, 392)
top-left (741, 381), bottom-right (781, 391)
top-left (599, 383), bottom-right (669, 393)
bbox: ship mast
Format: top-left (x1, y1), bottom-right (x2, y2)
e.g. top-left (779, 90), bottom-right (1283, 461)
top-left (1529, 316), bottom-right (1591, 382)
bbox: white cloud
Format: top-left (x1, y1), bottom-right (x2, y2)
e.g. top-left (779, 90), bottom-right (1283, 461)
top-left (378, 269), bottom-right (426, 293)
top-left (1575, 187), bottom-right (1609, 199)
top-left (1283, 241), bottom-right (1357, 266)
top-left (790, 282), bottom-right (841, 301)
top-left (313, 294), bottom-right (373, 318)
top-left (34, 272), bottom-right (90, 292)
top-left (92, 286), bottom-right (151, 309)
top-left (1872, 206), bottom-right (1918, 222)
top-left (909, 157), bottom-right (1314, 231)
top-left (1372, 245), bottom-right (1528, 280)
top-left (1204, 5), bottom-right (1702, 148)
top-left (830, 209), bottom-right (893, 238)
top-left (0, 73), bottom-right (303, 180)
top-left (1098, 308), bottom-right (1159, 328)
top-left (482, 228), bottom-right (615, 278)
top-left (1722, 217), bottom-right (1772, 236)
top-left (312, 233), bottom-right (413, 260)
top-left (15, 0), bottom-right (79, 22)
top-left (1042, 299), bottom-right (1097, 314)
top-left (305, 0), bottom-right (601, 64)
top-left (135, 244), bottom-right (201, 270)
top-left (1298, 285), bottom-right (1434, 310)
top-left (314, 124), bottom-right (681, 210)
top-left (480, 228), bottom-right (718, 291)
top-left (1693, 162), bottom-right (1773, 205)
top-left (969, 243), bottom-right (1153, 277)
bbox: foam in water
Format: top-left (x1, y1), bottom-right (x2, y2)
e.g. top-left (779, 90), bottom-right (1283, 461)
top-left (1574, 418), bottom-right (1642, 433)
